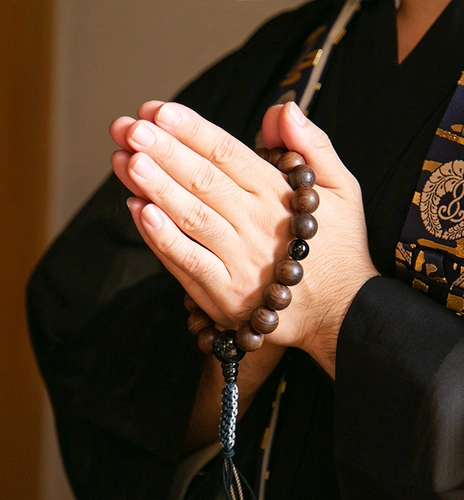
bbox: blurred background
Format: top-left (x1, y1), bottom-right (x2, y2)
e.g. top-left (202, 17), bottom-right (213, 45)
top-left (0, 0), bottom-right (305, 498)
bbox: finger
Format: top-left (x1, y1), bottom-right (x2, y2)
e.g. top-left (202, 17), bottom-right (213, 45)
top-left (153, 102), bottom-right (282, 192)
top-left (137, 100), bottom-right (165, 121)
top-left (125, 119), bottom-right (250, 223)
top-left (126, 196), bottom-right (230, 322)
top-left (126, 151), bottom-right (238, 257)
top-left (261, 104), bottom-right (284, 149)
top-left (111, 150), bottom-right (147, 199)
top-left (109, 116), bottom-right (137, 152)
top-left (266, 102), bottom-right (357, 191)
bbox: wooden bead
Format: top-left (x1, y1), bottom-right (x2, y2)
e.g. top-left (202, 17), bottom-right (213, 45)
top-left (213, 330), bottom-right (246, 363)
top-left (187, 310), bottom-right (214, 335)
top-left (255, 147), bottom-right (270, 162)
top-left (267, 147), bottom-right (287, 167)
top-left (184, 293), bottom-right (199, 313)
top-left (235, 323), bottom-right (264, 352)
top-left (291, 187), bottom-right (320, 213)
top-left (263, 283), bottom-right (292, 310)
top-left (291, 212), bottom-right (318, 239)
top-left (276, 151), bottom-right (305, 174)
top-left (275, 259), bottom-right (304, 286)
top-left (288, 165), bottom-right (316, 189)
top-left (197, 327), bottom-right (220, 355)
top-left (250, 306), bottom-right (279, 334)
top-left (288, 239), bottom-right (310, 260)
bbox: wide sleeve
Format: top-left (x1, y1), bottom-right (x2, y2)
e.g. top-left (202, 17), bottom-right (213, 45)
top-left (27, 173), bottom-right (207, 498)
top-left (334, 276), bottom-right (464, 499)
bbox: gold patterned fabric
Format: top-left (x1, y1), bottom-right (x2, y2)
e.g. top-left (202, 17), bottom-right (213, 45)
top-left (396, 73), bottom-right (464, 314)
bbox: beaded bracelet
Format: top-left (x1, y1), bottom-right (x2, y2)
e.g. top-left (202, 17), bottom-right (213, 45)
top-left (185, 148), bottom-right (319, 499)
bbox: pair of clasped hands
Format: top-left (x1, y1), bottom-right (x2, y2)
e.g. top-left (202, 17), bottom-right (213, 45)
top-left (110, 100), bottom-right (378, 381)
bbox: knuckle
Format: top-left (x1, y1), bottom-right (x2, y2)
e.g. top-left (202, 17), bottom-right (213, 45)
top-left (313, 128), bottom-right (333, 152)
top-left (180, 248), bottom-right (204, 276)
top-left (182, 119), bottom-right (202, 144)
top-left (155, 177), bottom-right (174, 201)
top-left (209, 135), bottom-right (237, 165)
top-left (159, 138), bottom-right (177, 163)
top-left (182, 203), bottom-right (211, 233)
top-left (190, 162), bottom-right (216, 194)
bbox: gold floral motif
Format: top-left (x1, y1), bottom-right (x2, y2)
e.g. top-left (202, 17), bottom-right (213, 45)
top-left (420, 160), bottom-right (464, 240)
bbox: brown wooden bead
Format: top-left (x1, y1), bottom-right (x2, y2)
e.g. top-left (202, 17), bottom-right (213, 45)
top-left (250, 306), bottom-right (279, 334)
top-left (235, 323), bottom-right (264, 352)
top-left (291, 187), bottom-right (320, 213)
top-left (291, 212), bottom-right (318, 239)
top-left (275, 259), bottom-right (304, 286)
top-left (197, 327), bottom-right (220, 355)
top-left (288, 165), bottom-right (316, 189)
top-left (255, 147), bottom-right (270, 162)
top-left (267, 147), bottom-right (287, 167)
top-left (263, 283), bottom-right (292, 310)
top-left (276, 151), bottom-right (305, 174)
top-left (187, 310), bottom-right (214, 335)
top-left (184, 293), bottom-right (199, 313)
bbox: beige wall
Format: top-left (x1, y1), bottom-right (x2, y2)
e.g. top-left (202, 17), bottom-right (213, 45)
top-left (41, 1), bottom-right (306, 498)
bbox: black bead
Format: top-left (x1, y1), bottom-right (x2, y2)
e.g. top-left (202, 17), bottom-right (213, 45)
top-left (288, 238), bottom-right (310, 260)
top-left (213, 330), bottom-right (246, 363)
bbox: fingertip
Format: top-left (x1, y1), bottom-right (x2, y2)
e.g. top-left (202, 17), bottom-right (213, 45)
top-left (110, 116), bottom-right (137, 152)
top-left (141, 203), bottom-right (165, 229)
top-left (126, 196), bottom-right (147, 213)
top-left (261, 104), bottom-right (285, 149)
top-left (286, 101), bottom-right (307, 126)
top-left (137, 100), bottom-right (166, 120)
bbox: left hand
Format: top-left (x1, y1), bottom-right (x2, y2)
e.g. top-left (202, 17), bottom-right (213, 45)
top-left (110, 100), bottom-right (378, 377)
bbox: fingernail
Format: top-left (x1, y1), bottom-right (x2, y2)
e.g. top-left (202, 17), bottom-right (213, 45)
top-left (142, 204), bottom-right (164, 229)
top-left (131, 122), bottom-right (156, 147)
top-left (126, 197), bottom-right (136, 210)
top-left (156, 103), bottom-right (182, 127)
top-left (289, 102), bottom-right (307, 126)
top-left (133, 155), bottom-right (155, 179)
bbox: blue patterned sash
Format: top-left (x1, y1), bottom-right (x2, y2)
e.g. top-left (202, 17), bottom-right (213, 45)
top-left (396, 73), bottom-right (464, 315)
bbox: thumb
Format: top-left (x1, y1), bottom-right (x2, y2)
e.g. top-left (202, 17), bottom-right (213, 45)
top-left (275, 102), bottom-right (356, 191)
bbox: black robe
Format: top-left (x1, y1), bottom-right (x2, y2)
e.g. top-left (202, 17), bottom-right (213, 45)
top-left (27, 1), bottom-right (464, 498)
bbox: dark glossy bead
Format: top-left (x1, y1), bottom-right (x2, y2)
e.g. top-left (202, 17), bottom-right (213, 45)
top-left (267, 147), bottom-right (287, 167)
top-left (263, 283), bottom-right (292, 310)
top-left (235, 323), bottom-right (264, 352)
top-left (275, 259), bottom-right (304, 286)
top-left (184, 293), bottom-right (199, 313)
top-left (288, 239), bottom-right (310, 260)
top-left (213, 330), bottom-right (246, 363)
top-left (255, 147), bottom-right (270, 162)
top-left (250, 306), bottom-right (279, 334)
top-left (291, 187), bottom-right (320, 213)
top-left (187, 310), bottom-right (215, 335)
top-left (197, 327), bottom-right (220, 355)
top-left (291, 212), bottom-right (318, 239)
top-left (288, 165), bottom-right (316, 189)
top-left (276, 151), bottom-right (305, 174)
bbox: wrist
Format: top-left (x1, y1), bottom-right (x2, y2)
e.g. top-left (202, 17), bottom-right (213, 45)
top-left (298, 266), bottom-right (379, 380)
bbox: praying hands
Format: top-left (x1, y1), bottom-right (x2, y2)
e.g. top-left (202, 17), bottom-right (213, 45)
top-left (110, 100), bottom-right (378, 379)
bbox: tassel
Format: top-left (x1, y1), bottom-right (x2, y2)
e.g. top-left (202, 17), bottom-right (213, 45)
top-left (219, 363), bottom-right (256, 500)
